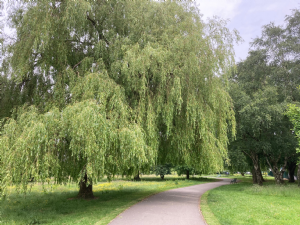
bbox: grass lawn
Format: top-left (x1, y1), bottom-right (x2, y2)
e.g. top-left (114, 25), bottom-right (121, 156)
top-left (1, 175), bottom-right (214, 224)
top-left (201, 175), bottom-right (300, 225)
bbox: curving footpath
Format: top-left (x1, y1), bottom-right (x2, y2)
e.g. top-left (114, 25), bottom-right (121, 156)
top-left (109, 179), bottom-right (231, 225)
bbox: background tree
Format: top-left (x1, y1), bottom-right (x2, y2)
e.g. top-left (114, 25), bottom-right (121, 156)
top-left (227, 145), bottom-right (251, 176)
top-left (0, 0), bottom-right (238, 198)
top-left (229, 9), bottom-right (300, 185)
top-left (229, 50), bottom-right (271, 185)
top-left (175, 165), bottom-right (201, 179)
top-left (229, 50), bottom-right (299, 185)
top-left (283, 8), bottom-right (300, 186)
top-left (286, 104), bottom-right (300, 186)
top-left (151, 164), bottom-right (172, 180)
top-left (287, 159), bottom-right (297, 183)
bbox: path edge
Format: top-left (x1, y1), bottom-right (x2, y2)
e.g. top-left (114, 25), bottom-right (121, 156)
top-left (108, 178), bottom-right (220, 225)
top-left (199, 178), bottom-right (240, 225)
top-left (199, 190), bottom-right (221, 225)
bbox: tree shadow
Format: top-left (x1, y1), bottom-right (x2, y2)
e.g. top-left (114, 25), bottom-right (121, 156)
top-left (0, 177), bottom-right (214, 224)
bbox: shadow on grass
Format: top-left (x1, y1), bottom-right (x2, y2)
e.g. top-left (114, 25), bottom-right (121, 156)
top-left (1, 188), bottom-right (155, 224)
top-left (1, 177), bottom-right (215, 225)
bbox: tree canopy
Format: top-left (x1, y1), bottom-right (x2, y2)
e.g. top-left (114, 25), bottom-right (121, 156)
top-left (229, 9), bottom-right (300, 185)
top-left (0, 0), bottom-right (239, 198)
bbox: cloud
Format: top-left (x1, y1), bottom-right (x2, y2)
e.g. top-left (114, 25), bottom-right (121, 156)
top-left (248, 2), bottom-right (283, 13)
top-left (195, 0), bottom-right (242, 20)
top-left (195, 0), bottom-right (300, 61)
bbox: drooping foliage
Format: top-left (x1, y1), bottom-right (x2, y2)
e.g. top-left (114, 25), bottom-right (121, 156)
top-left (0, 0), bottom-right (238, 197)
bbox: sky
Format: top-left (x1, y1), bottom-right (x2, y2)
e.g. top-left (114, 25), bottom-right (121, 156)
top-left (195, 0), bottom-right (300, 62)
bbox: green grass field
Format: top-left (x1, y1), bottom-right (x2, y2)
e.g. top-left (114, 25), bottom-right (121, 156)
top-left (1, 175), bottom-right (213, 225)
top-left (201, 175), bottom-right (300, 225)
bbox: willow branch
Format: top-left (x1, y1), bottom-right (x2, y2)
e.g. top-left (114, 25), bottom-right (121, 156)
top-left (86, 13), bottom-right (109, 46)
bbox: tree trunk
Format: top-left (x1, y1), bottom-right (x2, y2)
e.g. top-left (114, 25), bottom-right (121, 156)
top-left (258, 166), bottom-right (265, 182)
top-left (160, 174), bottom-right (164, 179)
top-left (252, 168), bottom-right (257, 184)
top-left (241, 172), bottom-right (245, 176)
top-left (265, 156), bottom-right (287, 185)
top-left (270, 165), bottom-right (284, 184)
top-left (297, 163), bottom-right (300, 187)
top-left (134, 171), bottom-right (141, 181)
top-left (288, 161), bottom-right (296, 183)
top-left (186, 170), bottom-right (190, 179)
top-left (243, 151), bottom-right (262, 185)
top-left (274, 170), bottom-right (284, 184)
top-left (254, 167), bottom-right (263, 185)
top-left (271, 165), bottom-right (284, 184)
top-left (252, 154), bottom-right (263, 185)
top-left (77, 173), bottom-right (94, 199)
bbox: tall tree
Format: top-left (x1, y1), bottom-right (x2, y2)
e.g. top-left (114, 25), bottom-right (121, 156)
top-left (229, 50), bottom-right (270, 185)
top-left (252, 9), bottom-right (300, 184)
top-left (0, 0), bottom-right (238, 198)
top-left (229, 9), bottom-right (300, 185)
top-left (230, 50), bottom-right (299, 185)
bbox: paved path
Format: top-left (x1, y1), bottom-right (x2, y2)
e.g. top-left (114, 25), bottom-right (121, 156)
top-left (109, 179), bottom-right (231, 225)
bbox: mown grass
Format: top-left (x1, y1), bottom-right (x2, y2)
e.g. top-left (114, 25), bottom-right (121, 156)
top-left (1, 175), bottom-right (213, 225)
top-left (201, 176), bottom-right (300, 225)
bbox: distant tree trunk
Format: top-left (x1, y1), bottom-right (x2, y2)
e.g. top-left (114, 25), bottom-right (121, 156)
top-left (252, 154), bottom-right (263, 185)
top-left (160, 174), bottom-right (164, 179)
top-left (77, 173), bottom-right (94, 199)
top-left (273, 169), bottom-right (284, 184)
top-left (265, 156), bottom-right (288, 185)
top-left (297, 163), bottom-right (300, 187)
top-left (258, 166), bottom-right (265, 182)
top-left (241, 172), bottom-right (245, 176)
top-left (243, 151), bottom-right (262, 185)
top-left (134, 171), bottom-right (141, 181)
top-left (252, 168), bottom-right (257, 184)
top-left (287, 161), bottom-right (296, 183)
top-left (186, 170), bottom-right (190, 179)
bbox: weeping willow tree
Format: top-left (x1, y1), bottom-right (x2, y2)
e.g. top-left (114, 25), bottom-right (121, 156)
top-left (0, 0), bottom-right (239, 198)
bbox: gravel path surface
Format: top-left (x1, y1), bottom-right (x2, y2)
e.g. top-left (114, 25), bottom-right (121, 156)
top-left (109, 179), bottom-right (231, 225)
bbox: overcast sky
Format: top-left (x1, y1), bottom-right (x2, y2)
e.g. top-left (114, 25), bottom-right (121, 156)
top-left (195, 0), bottom-right (300, 62)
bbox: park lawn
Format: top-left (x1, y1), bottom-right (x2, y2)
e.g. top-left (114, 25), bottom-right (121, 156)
top-left (1, 175), bottom-right (213, 225)
top-left (201, 176), bottom-right (300, 225)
